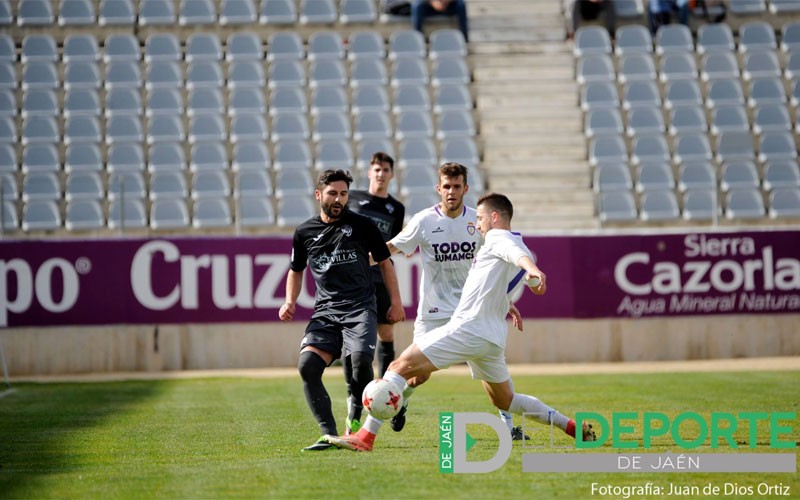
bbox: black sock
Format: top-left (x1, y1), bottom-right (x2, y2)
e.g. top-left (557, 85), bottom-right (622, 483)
top-left (343, 353), bottom-right (353, 398)
top-left (377, 341), bottom-right (395, 378)
top-left (298, 351), bottom-right (337, 436)
top-left (348, 351), bottom-right (374, 422)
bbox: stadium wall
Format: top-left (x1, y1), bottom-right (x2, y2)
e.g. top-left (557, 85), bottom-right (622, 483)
top-left (1, 229), bottom-right (798, 375)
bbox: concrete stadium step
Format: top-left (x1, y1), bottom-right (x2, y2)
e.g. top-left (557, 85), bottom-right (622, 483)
top-left (473, 65), bottom-right (573, 82)
top-left (489, 174), bottom-right (589, 192)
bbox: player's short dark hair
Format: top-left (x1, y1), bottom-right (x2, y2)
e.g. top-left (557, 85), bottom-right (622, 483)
top-left (317, 169), bottom-right (354, 189)
top-left (477, 193), bottom-right (513, 221)
top-left (439, 162), bottom-right (469, 186)
top-left (370, 152), bottom-right (395, 170)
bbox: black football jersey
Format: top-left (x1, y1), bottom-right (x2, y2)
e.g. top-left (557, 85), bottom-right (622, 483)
top-left (290, 209), bottom-right (392, 315)
top-left (348, 190), bottom-right (405, 282)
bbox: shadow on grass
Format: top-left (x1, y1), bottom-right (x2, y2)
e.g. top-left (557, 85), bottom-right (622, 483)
top-left (0, 381), bottom-right (163, 497)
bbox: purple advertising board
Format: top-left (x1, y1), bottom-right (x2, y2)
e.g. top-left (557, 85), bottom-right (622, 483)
top-left (0, 229), bottom-right (797, 328)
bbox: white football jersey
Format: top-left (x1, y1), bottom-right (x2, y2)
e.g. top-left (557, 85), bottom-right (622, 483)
top-left (450, 229), bottom-right (533, 348)
top-left (390, 204), bottom-right (481, 321)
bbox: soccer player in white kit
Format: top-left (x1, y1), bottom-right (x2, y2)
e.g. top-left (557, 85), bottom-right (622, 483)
top-left (324, 193), bottom-right (596, 451)
top-left (384, 163), bottom-right (527, 440)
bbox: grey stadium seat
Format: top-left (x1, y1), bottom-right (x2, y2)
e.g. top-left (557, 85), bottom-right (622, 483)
top-left (108, 199), bottom-right (148, 229)
top-left (270, 87), bottom-right (308, 116)
top-left (668, 107), bottom-right (707, 136)
top-left (192, 198), bottom-right (232, 228)
top-left (232, 142), bottom-right (271, 171)
top-left (228, 61), bottom-right (266, 88)
top-left (22, 89), bottom-right (58, 117)
top-left (22, 200), bottom-right (61, 231)
top-left (700, 51), bottom-right (739, 82)
top-left (145, 34), bottom-right (181, 63)
top-left (186, 33), bottom-right (223, 63)
top-left (147, 88), bottom-right (183, 116)
top-left (391, 58), bottom-right (429, 87)
top-left (614, 25), bottom-right (653, 56)
top-left (145, 62), bottom-right (183, 90)
top-left (273, 140), bottom-right (312, 171)
top-left (716, 131), bottom-right (756, 163)
top-left (436, 109), bottom-right (475, 139)
top-left (107, 143), bottom-right (145, 173)
top-left (741, 50), bottom-right (781, 81)
top-left (710, 105), bottom-right (749, 136)
top-left (763, 160), bottom-right (800, 191)
top-left (22, 34), bottom-right (58, 63)
top-left (179, 0), bottom-right (216, 25)
top-left (271, 113), bottom-right (311, 142)
top-left (593, 163), bottom-right (633, 192)
top-left (721, 161), bottom-right (760, 192)
top-left (299, 0), bottom-right (337, 24)
top-left (235, 170), bottom-right (273, 197)
top-left (626, 107), bottom-right (664, 137)
top-left (150, 171), bottom-right (188, 200)
top-left (388, 30), bottom-right (426, 60)
top-left (589, 135), bottom-right (628, 167)
top-left (573, 26), bottom-right (612, 57)
top-left (673, 134), bottom-right (713, 164)
top-left (747, 78), bottom-right (786, 108)
top-left (150, 199), bottom-right (190, 229)
top-left (99, 0), bottom-right (135, 25)
top-left (441, 137), bottom-right (479, 167)
top-left (65, 62), bottom-right (101, 91)
top-left (146, 115), bottom-right (184, 144)
top-left (640, 190), bottom-right (680, 221)
top-left (752, 104), bottom-right (792, 135)
top-left (230, 115), bottom-right (269, 143)
top-left (220, 0), bottom-right (257, 25)
top-left (725, 188), bottom-right (765, 220)
top-left (59, 0), bottom-right (96, 26)
top-left (22, 144), bottom-right (59, 173)
top-left (277, 197), bottom-right (315, 227)
top-left (308, 32), bottom-right (345, 61)
top-left (229, 87), bottom-right (267, 116)
top-left (312, 112), bottom-right (351, 142)
top-left (622, 81), bottom-right (661, 110)
top-left (22, 116), bottom-right (59, 144)
top-left (396, 109), bottom-right (434, 141)
top-left (706, 79), bottom-right (744, 109)
top-left (347, 31), bottom-right (385, 61)
top-left (65, 89), bottom-right (101, 117)
top-left (353, 111), bottom-right (392, 141)
top-left (635, 162), bottom-right (675, 192)
top-left (696, 23), bottom-right (735, 54)
top-left (576, 55), bottom-right (615, 85)
top-left (630, 134), bottom-right (670, 166)
top-left (655, 24), bottom-right (693, 55)
top-left (314, 140), bottom-right (354, 171)
top-left (275, 169), bottom-right (313, 198)
top-left (599, 191), bottom-right (638, 222)
top-left (350, 59), bottom-right (389, 88)
top-left (139, 0), bottom-right (177, 26)
top-left (226, 33), bottom-right (263, 61)
top-left (429, 29), bottom-right (468, 59)
top-left (267, 32), bottom-right (304, 61)
top-left (187, 88), bottom-right (225, 116)
top-left (268, 60), bottom-right (306, 89)
top-left (65, 143), bottom-right (102, 173)
top-left (22, 62), bottom-right (58, 90)
top-left (64, 115), bottom-right (102, 144)
top-left (758, 132), bottom-right (799, 164)
top-left (17, 0), bottom-right (55, 26)
top-left (105, 115), bottom-right (144, 144)
top-left (617, 53), bottom-right (657, 84)
top-left (103, 35), bottom-right (140, 63)
top-left (191, 171), bottom-right (230, 199)
top-left (340, 0), bottom-right (377, 24)
top-left (393, 84), bottom-right (431, 114)
top-left (63, 34), bottom-right (100, 62)
top-left (434, 84), bottom-right (472, 113)
top-left (769, 188), bottom-right (800, 218)
top-left (432, 58), bottom-right (470, 87)
top-left (188, 114), bottom-right (227, 143)
top-left (586, 108), bottom-right (624, 138)
top-left (260, 0), bottom-right (297, 25)
top-left (311, 86), bottom-right (348, 115)
top-left (105, 61), bottom-right (142, 89)
top-left (147, 142), bottom-right (187, 172)
top-left (65, 199), bottom-right (104, 230)
top-left (398, 138), bottom-right (437, 169)
top-left (238, 197), bottom-right (275, 227)
top-left (309, 59), bottom-right (347, 88)
top-left (737, 21), bottom-right (776, 54)
top-left (678, 162), bottom-right (716, 193)
top-left (23, 171), bottom-right (61, 201)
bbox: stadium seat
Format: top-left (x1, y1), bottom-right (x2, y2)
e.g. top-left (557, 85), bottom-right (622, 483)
top-left (398, 138), bottom-right (437, 170)
top-left (353, 111), bottom-right (392, 141)
top-left (273, 140), bottom-right (312, 171)
top-left (388, 30), bottom-right (426, 60)
top-left (585, 108), bottom-right (624, 138)
top-left (673, 134), bottom-right (713, 164)
top-left (192, 171), bottom-right (230, 199)
top-left (270, 87), bottom-right (308, 116)
top-left (188, 114), bottom-right (227, 143)
top-left (430, 30), bottom-right (468, 59)
top-left (737, 21), bottom-right (776, 53)
top-left (22, 143), bottom-right (59, 173)
top-left (22, 89), bottom-right (58, 117)
top-left (107, 143), bottom-right (145, 173)
top-left (617, 53), bottom-right (656, 84)
top-left (640, 190), bottom-right (680, 221)
top-left (436, 109), bottom-right (475, 139)
top-left (626, 107), bottom-right (665, 137)
top-left (147, 142), bottom-right (187, 173)
top-left (193, 198), bottom-right (232, 228)
top-left (22, 171), bottom-right (61, 201)
top-left (391, 58), bottom-right (429, 87)
top-left (147, 88), bottom-right (183, 117)
top-left (277, 197), bottom-right (315, 227)
top-left (622, 81), bottom-right (661, 109)
top-left (396, 110), bottom-right (434, 141)
top-left (432, 58), bottom-right (470, 87)
top-left (753, 104), bottom-right (792, 135)
top-left (576, 55), bottom-right (615, 85)
top-left (763, 160), bottom-right (800, 191)
top-left (59, 0), bottom-right (96, 25)
top-left (104, 35), bottom-right (140, 63)
top-left (23, 62), bottom-right (58, 90)
top-left (107, 199), bottom-right (148, 229)
top-left (22, 116), bottom-right (59, 144)
top-left (696, 23), bottom-right (735, 54)
top-left (229, 87), bottom-right (266, 117)
top-left (700, 51), bottom-right (739, 82)
top-left (139, 0), bottom-right (177, 26)
top-left (146, 115), bottom-right (184, 144)
top-left (0, 35), bottom-right (13, 62)
top-left (17, 0), bottom-right (54, 26)
top-left (98, 0), bottom-right (135, 25)
top-left (393, 84), bottom-right (431, 114)
top-left (268, 60), bottom-right (306, 89)
top-left (312, 112), bottom-right (351, 142)
top-left (238, 197), bottom-right (275, 227)
top-left (721, 161), bottom-right (760, 192)
top-left (725, 188), bottom-right (765, 219)
top-left (347, 31), bottom-right (385, 61)
top-left (314, 140), bottom-right (354, 171)
top-left (65, 199), bottom-right (104, 230)
top-left (771, 0), bottom-right (800, 14)
top-left (678, 161), bottom-right (716, 192)
top-left (220, 0), bottom-right (257, 25)
top-left (747, 78), bottom-right (786, 108)
top-left (635, 162), bottom-right (675, 192)
top-left (232, 142), bottom-right (271, 171)
top-left (145, 62), bottom-right (182, 90)
top-left (0, 1), bottom-right (11, 25)
top-left (631, 134), bottom-right (670, 166)
top-left (308, 32), bottom-right (345, 61)
top-left (0, 90), bottom-right (12, 117)
top-left (668, 107), bottom-right (707, 136)
top-left (64, 115), bottom-right (102, 144)
top-left (572, 26), bottom-right (612, 57)
top-left (682, 189), bottom-right (718, 221)
top-left (758, 132), bottom-right (798, 163)
top-left (105, 88), bottom-right (143, 117)
top-left (187, 88), bottom-right (225, 116)
top-left (340, 0), bottom-right (377, 24)
top-left (401, 163), bottom-right (439, 196)
top-left (235, 170), bottom-right (273, 197)
top-left (267, 32), bottom-right (304, 62)
top-left (614, 25), bottom-right (653, 56)
top-left (150, 171), bottom-right (188, 201)
top-left (741, 50), bottom-right (781, 81)
top-left (593, 163), bottom-right (633, 192)
top-left (65, 89), bottom-right (101, 117)
top-left (226, 33), bottom-right (263, 62)
top-left (581, 82), bottom-right (619, 111)
top-left (275, 169), bottom-right (314, 198)
top-left (22, 200), bottom-right (61, 231)
top-left (589, 135), bottom-right (629, 167)
top-left (63, 34), bottom-right (100, 63)
top-left (780, 22), bottom-right (800, 53)
top-left (309, 59), bottom-right (347, 88)
top-left (311, 86), bottom-right (349, 115)
top-left (655, 25), bottom-right (693, 54)
top-left (105, 115), bottom-right (145, 144)
top-left (271, 113), bottom-right (311, 142)
top-left (108, 172), bottom-right (147, 201)
top-left (65, 62), bottom-right (101, 91)
top-left (186, 34), bottom-right (223, 63)
top-left (728, 0), bottom-right (766, 15)
top-left (403, 192), bottom-right (439, 220)
top-left (179, 0), bottom-right (216, 25)
top-left (65, 143), bottom-right (102, 173)
top-left (658, 53), bottom-right (698, 83)
top-left (22, 35), bottom-right (58, 64)
top-left (706, 78), bottom-right (745, 109)
top-left (440, 137), bottom-right (480, 167)
top-left (260, 0), bottom-right (296, 24)
top-left (299, 0), bottom-right (336, 24)
top-left (598, 191), bottom-right (638, 222)
top-left (433, 84), bottom-right (472, 113)
top-left (351, 59), bottom-right (390, 88)
top-left (145, 34), bottom-right (181, 63)
top-left (230, 115), bottom-right (269, 143)
top-left (0, 61), bottom-right (14, 90)
top-left (768, 188), bottom-right (800, 218)
top-left (150, 199), bottom-right (190, 229)
top-left (710, 105), bottom-right (749, 136)
top-left (0, 116), bottom-right (15, 143)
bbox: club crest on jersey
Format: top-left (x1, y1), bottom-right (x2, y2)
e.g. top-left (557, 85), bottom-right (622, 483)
top-left (341, 225), bottom-right (353, 236)
top-left (386, 203), bottom-right (395, 214)
top-left (467, 222), bottom-right (476, 235)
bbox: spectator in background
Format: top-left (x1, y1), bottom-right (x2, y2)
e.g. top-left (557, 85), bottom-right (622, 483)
top-left (649, 0), bottom-right (690, 34)
top-left (565, 0), bottom-right (617, 40)
top-left (412, 0), bottom-right (470, 43)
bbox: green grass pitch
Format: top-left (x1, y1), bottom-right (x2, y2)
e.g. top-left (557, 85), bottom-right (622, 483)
top-left (0, 370), bottom-right (797, 499)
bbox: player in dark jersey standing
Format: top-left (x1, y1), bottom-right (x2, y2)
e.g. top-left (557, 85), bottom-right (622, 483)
top-left (345, 152), bottom-right (405, 434)
top-left (279, 169), bottom-right (405, 451)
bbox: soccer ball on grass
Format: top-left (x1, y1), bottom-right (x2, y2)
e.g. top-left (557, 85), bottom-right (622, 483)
top-left (362, 378), bottom-right (404, 420)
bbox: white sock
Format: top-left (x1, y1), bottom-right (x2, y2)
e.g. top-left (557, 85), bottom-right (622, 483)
top-left (508, 393), bottom-right (570, 431)
top-left (383, 370), bottom-right (407, 394)
top-left (499, 379), bottom-right (517, 431)
top-left (402, 383), bottom-right (415, 401)
top-left (363, 414), bottom-right (384, 434)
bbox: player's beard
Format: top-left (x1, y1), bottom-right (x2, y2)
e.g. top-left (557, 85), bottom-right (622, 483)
top-left (321, 200), bottom-right (344, 220)
top-left (444, 195), bottom-right (463, 212)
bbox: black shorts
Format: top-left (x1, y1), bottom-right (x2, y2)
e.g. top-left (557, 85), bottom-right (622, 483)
top-left (300, 308), bottom-right (378, 363)
top-left (374, 281), bottom-right (392, 325)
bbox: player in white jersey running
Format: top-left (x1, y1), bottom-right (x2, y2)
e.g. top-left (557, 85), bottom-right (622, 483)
top-left (384, 163), bottom-right (527, 440)
top-left (324, 193), bottom-right (596, 451)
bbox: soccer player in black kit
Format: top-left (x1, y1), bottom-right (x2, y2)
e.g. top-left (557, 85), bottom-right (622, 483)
top-left (279, 169), bottom-right (405, 451)
top-left (345, 152), bottom-right (405, 434)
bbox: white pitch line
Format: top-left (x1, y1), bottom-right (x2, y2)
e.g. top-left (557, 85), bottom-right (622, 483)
top-left (0, 387), bottom-right (16, 399)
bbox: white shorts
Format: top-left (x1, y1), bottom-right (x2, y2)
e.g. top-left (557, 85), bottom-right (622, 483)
top-left (413, 316), bottom-right (449, 339)
top-left (415, 323), bottom-right (510, 384)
